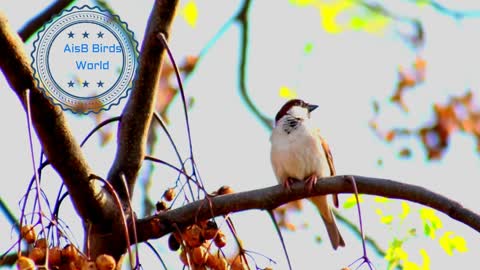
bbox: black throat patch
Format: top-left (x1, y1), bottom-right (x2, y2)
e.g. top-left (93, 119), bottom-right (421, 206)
top-left (282, 115), bottom-right (301, 134)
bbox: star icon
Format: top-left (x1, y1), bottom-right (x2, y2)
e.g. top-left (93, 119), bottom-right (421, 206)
top-left (82, 31), bottom-right (89, 38)
top-left (67, 31), bottom-right (74, 38)
top-left (67, 80), bottom-right (74, 87)
top-left (82, 80), bottom-right (89, 87)
top-left (97, 81), bottom-right (104, 87)
top-left (97, 31), bottom-right (104, 38)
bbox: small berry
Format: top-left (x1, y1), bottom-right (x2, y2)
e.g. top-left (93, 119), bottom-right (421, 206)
top-left (95, 254), bottom-right (116, 270)
top-left (213, 231), bottom-right (227, 248)
top-left (217, 186), bottom-right (234, 195)
top-left (155, 201), bottom-right (167, 212)
top-left (28, 247), bottom-right (45, 264)
top-left (20, 225), bottom-right (36, 244)
top-left (163, 188), bottom-right (176, 202)
top-left (16, 256), bottom-right (35, 270)
top-left (81, 260), bottom-right (97, 270)
top-left (191, 246), bottom-right (209, 265)
top-left (62, 244), bottom-right (78, 262)
top-left (48, 247), bottom-right (62, 266)
top-left (168, 233), bottom-right (180, 251)
top-left (184, 224), bottom-right (204, 248)
top-left (34, 238), bottom-right (48, 249)
top-left (202, 221), bottom-right (218, 240)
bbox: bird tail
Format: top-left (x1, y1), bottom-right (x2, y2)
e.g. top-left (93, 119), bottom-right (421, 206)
top-left (309, 195), bottom-right (345, 250)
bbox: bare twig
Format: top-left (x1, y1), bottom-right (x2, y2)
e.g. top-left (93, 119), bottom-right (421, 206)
top-left (0, 11), bottom-right (106, 222)
top-left (107, 0), bottom-right (179, 199)
top-left (236, 0), bottom-right (272, 130)
top-left (18, 0), bottom-right (75, 41)
top-left (135, 175), bottom-right (480, 243)
top-left (268, 210), bottom-right (292, 270)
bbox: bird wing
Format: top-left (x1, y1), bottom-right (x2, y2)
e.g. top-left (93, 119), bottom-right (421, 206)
top-left (319, 133), bottom-right (339, 208)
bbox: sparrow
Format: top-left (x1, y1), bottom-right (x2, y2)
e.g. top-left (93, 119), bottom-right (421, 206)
top-left (270, 99), bottom-right (345, 250)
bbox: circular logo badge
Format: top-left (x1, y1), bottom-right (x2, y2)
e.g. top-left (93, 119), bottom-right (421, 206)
top-left (31, 5), bottom-right (138, 114)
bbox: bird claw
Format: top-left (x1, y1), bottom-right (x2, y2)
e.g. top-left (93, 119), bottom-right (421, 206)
top-left (305, 175), bottom-right (318, 193)
top-left (283, 177), bottom-right (296, 192)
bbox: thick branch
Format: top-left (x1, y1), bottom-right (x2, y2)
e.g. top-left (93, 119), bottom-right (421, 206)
top-left (107, 0), bottom-right (179, 199)
top-left (0, 12), bottom-right (106, 222)
top-left (18, 0), bottom-right (74, 41)
top-left (135, 175), bottom-right (480, 242)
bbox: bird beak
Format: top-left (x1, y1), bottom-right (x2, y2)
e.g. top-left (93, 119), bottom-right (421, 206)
top-left (307, 104), bottom-right (318, 112)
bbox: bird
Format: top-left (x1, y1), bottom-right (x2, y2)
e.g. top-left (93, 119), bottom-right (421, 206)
top-left (270, 98), bottom-right (345, 250)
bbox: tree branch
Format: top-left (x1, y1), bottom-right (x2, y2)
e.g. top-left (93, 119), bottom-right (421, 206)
top-left (107, 0), bottom-right (179, 199)
top-left (18, 0), bottom-right (75, 41)
top-left (0, 11), bottom-right (107, 222)
top-left (135, 175), bottom-right (480, 243)
top-left (236, 0), bottom-right (273, 130)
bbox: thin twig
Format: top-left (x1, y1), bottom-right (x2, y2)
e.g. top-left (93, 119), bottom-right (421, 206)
top-left (268, 210), bottom-right (292, 270)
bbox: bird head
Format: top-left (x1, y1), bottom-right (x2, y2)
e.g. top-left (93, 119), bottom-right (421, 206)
top-left (274, 99), bottom-right (318, 124)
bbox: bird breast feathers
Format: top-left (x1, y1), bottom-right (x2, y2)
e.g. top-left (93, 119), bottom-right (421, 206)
top-left (271, 126), bottom-right (330, 182)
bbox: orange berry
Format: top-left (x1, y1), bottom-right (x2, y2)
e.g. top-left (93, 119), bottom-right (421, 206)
top-left (217, 186), bottom-right (234, 195)
top-left (213, 231), bottom-right (227, 248)
top-left (205, 254), bottom-right (218, 268)
top-left (48, 247), bottom-right (62, 266)
top-left (35, 238), bottom-right (48, 249)
top-left (20, 225), bottom-right (36, 244)
top-left (28, 247), bottom-right (45, 264)
top-left (214, 258), bottom-right (228, 270)
top-left (81, 260), bottom-right (97, 270)
top-left (95, 254), bottom-right (115, 270)
top-left (191, 246), bottom-right (209, 265)
top-left (184, 224), bottom-right (204, 248)
top-left (163, 188), bottom-right (176, 202)
top-left (16, 256), bottom-right (35, 270)
top-left (202, 221), bottom-right (218, 240)
top-left (62, 244), bottom-right (78, 262)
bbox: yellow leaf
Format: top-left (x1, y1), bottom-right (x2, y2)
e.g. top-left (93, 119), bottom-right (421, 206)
top-left (404, 261), bottom-right (421, 270)
top-left (289, 0), bottom-right (316, 6)
top-left (343, 194), bottom-right (363, 209)
top-left (451, 236), bottom-right (468, 252)
top-left (399, 201), bottom-right (410, 220)
top-left (315, 0), bottom-right (353, 33)
top-left (182, 0), bottom-right (198, 28)
top-left (419, 208), bottom-right (443, 230)
top-left (439, 232), bottom-right (468, 255)
top-left (279, 86), bottom-right (297, 99)
top-left (419, 249), bottom-right (430, 270)
top-left (381, 215), bottom-right (394, 225)
top-left (374, 196), bottom-right (390, 203)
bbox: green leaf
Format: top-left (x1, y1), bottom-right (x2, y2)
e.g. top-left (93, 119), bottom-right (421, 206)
top-left (385, 238), bottom-right (408, 269)
top-left (423, 223), bottom-right (433, 238)
top-left (343, 194), bottom-right (363, 209)
top-left (304, 42), bottom-right (314, 54)
top-left (350, 15), bottom-right (367, 30)
top-left (419, 208), bottom-right (443, 239)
